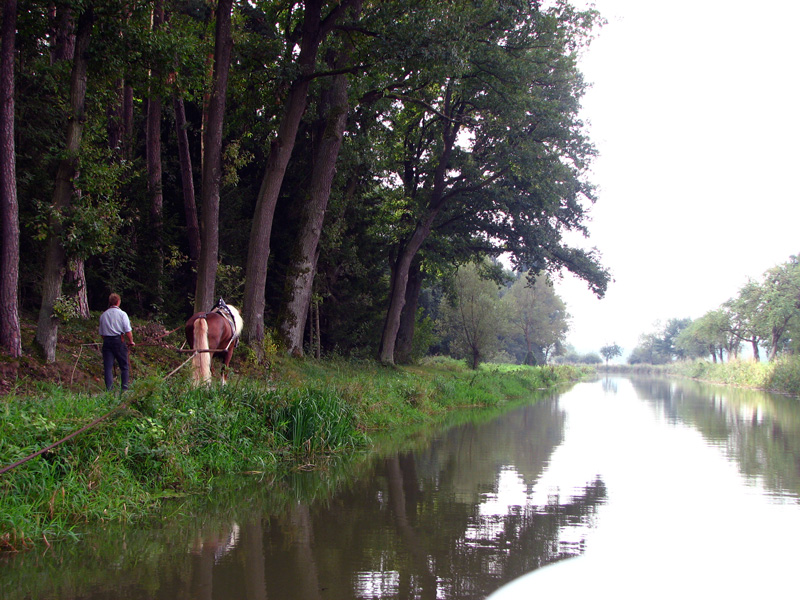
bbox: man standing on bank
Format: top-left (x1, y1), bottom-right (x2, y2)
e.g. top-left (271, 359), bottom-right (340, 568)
top-left (98, 293), bottom-right (135, 392)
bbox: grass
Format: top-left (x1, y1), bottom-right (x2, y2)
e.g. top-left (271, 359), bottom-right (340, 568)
top-left (0, 352), bottom-right (590, 552)
top-left (600, 356), bottom-right (800, 397)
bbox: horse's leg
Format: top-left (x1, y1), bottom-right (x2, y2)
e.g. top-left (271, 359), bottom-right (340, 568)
top-left (221, 349), bottom-right (234, 385)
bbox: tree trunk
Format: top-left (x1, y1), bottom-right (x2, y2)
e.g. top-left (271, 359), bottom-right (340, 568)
top-left (769, 327), bottom-right (779, 362)
top-left (242, 0), bottom-right (329, 344)
top-left (395, 258), bottom-right (422, 365)
top-left (174, 94), bottom-right (201, 273)
top-left (378, 97), bottom-right (459, 365)
top-left (145, 0), bottom-right (165, 313)
top-left (379, 222), bottom-right (435, 365)
top-left (751, 339), bottom-right (760, 362)
top-left (194, 0), bottom-right (233, 313)
top-left (65, 258), bottom-right (89, 318)
top-left (0, 0), bottom-right (21, 357)
top-left (49, 5), bottom-right (75, 63)
top-left (34, 6), bottom-right (94, 363)
top-left (278, 54), bottom-right (351, 355)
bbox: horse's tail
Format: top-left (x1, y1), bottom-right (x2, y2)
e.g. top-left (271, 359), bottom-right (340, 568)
top-left (192, 317), bottom-right (212, 385)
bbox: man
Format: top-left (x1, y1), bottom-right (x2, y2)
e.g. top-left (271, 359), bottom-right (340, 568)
top-left (98, 293), bottom-right (135, 391)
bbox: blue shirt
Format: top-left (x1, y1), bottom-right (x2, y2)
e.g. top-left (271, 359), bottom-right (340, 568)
top-left (99, 306), bottom-right (132, 337)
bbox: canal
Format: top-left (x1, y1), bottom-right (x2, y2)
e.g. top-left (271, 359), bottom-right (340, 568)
top-left (4, 376), bottom-right (800, 599)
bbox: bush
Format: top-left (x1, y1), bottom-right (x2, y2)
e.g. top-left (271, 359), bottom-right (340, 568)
top-left (768, 356), bottom-right (800, 396)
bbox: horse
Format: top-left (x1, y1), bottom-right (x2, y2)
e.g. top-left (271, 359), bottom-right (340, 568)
top-left (184, 301), bottom-right (244, 385)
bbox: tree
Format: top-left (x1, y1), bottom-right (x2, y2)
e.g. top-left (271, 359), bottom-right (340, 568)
top-left (628, 318), bottom-right (691, 365)
top-left (194, 0), bottom-right (233, 312)
top-left (373, 1), bottom-right (608, 365)
top-left (145, 0), bottom-right (166, 312)
top-left (276, 4), bottom-right (360, 355)
top-left (0, 0), bottom-right (21, 357)
top-left (675, 311), bottom-right (730, 363)
top-left (725, 280), bottom-right (765, 361)
top-left (243, 0), bottom-right (359, 344)
top-left (504, 272), bottom-right (570, 365)
top-left (758, 256), bottom-right (800, 361)
top-left (599, 343), bottom-right (622, 366)
top-left (438, 262), bottom-right (507, 370)
top-left (34, 5), bottom-right (95, 362)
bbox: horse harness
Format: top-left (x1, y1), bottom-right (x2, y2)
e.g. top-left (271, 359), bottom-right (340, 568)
top-left (198, 299), bottom-right (240, 352)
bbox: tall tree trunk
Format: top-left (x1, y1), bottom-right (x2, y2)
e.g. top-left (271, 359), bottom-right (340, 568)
top-left (769, 327), bottom-right (779, 362)
top-left (145, 0), bottom-right (165, 312)
top-left (0, 0), bottom-right (21, 357)
top-left (49, 5), bottom-right (75, 63)
top-left (194, 0), bottom-right (233, 312)
top-left (379, 221), bottom-right (435, 366)
top-left (378, 99), bottom-right (459, 365)
top-left (242, 0), bottom-right (325, 344)
top-left (278, 51), bottom-right (351, 355)
top-left (395, 258), bottom-right (422, 365)
top-left (34, 6), bottom-right (94, 362)
top-left (751, 339), bottom-right (760, 362)
top-left (174, 94), bottom-right (201, 279)
top-left (65, 258), bottom-right (89, 318)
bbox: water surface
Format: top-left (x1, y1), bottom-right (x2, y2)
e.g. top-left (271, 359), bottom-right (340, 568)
top-left (4, 376), bottom-right (800, 599)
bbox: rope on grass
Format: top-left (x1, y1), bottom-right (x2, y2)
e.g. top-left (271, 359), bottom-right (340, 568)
top-left (164, 352), bottom-right (197, 379)
top-left (6, 340), bottom-right (199, 476)
top-left (0, 398), bottom-right (129, 477)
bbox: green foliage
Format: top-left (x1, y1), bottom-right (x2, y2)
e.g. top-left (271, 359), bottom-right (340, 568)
top-left (648, 254), bottom-right (800, 366)
top-left (51, 295), bottom-right (82, 323)
top-left (503, 271), bottom-right (570, 364)
top-left (268, 387), bottom-right (364, 455)
top-left (599, 343), bottom-right (623, 364)
top-left (555, 348), bottom-right (602, 365)
top-left (768, 356), bottom-right (800, 397)
top-left (629, 318), bottom-right (692, 365)
top-left (437, 262), bottom-right (508, 369)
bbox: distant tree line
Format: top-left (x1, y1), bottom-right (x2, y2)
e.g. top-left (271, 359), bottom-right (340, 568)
top-left (0, 0), bottom-right (610, 366)
top-left (629, 254), bottom-right (800, 364)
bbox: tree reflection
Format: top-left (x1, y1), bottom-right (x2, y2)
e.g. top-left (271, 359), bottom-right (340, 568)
top-left (630, 376), bottom-right (800, 497)
top-left (4, 398), bottom-right (607, 600)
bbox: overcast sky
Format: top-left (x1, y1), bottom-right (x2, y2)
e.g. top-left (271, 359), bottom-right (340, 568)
top-left (555, 0), bottom-right (800, 358)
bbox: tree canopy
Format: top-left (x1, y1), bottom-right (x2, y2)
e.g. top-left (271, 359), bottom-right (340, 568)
top-left (2, 0), bottom-right (609, 365)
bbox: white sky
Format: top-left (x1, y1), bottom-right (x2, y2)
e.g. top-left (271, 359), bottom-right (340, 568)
top-left (556, 0), bottom-right (800, 358)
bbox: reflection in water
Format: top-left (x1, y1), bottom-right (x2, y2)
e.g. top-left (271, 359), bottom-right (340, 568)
top-left (5, 377), bottom-right (800, 599)
top-left (490, 377), bottom-right (800, 598)
top-left (246, 401), bottom-right (605, 600)
top-left (629, 376), bottom-right (800, 498)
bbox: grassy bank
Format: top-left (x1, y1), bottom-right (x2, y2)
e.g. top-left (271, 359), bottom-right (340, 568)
top-left (599, 356), bottom-right (800, 397)
top-left (0, 355), bottom-right (589, 552)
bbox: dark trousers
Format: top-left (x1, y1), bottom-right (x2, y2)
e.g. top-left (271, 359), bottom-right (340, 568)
top-left (102, 336), bottom-right (129, 391)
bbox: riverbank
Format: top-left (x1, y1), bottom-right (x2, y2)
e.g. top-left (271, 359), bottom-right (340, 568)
top-left (598, 356), bottom-right (800, 397)
top-left (0, 353), bottom-right (590, 552)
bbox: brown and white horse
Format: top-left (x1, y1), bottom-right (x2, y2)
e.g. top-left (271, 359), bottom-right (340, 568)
top-left (184, 302), bottom-right (244, 385)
